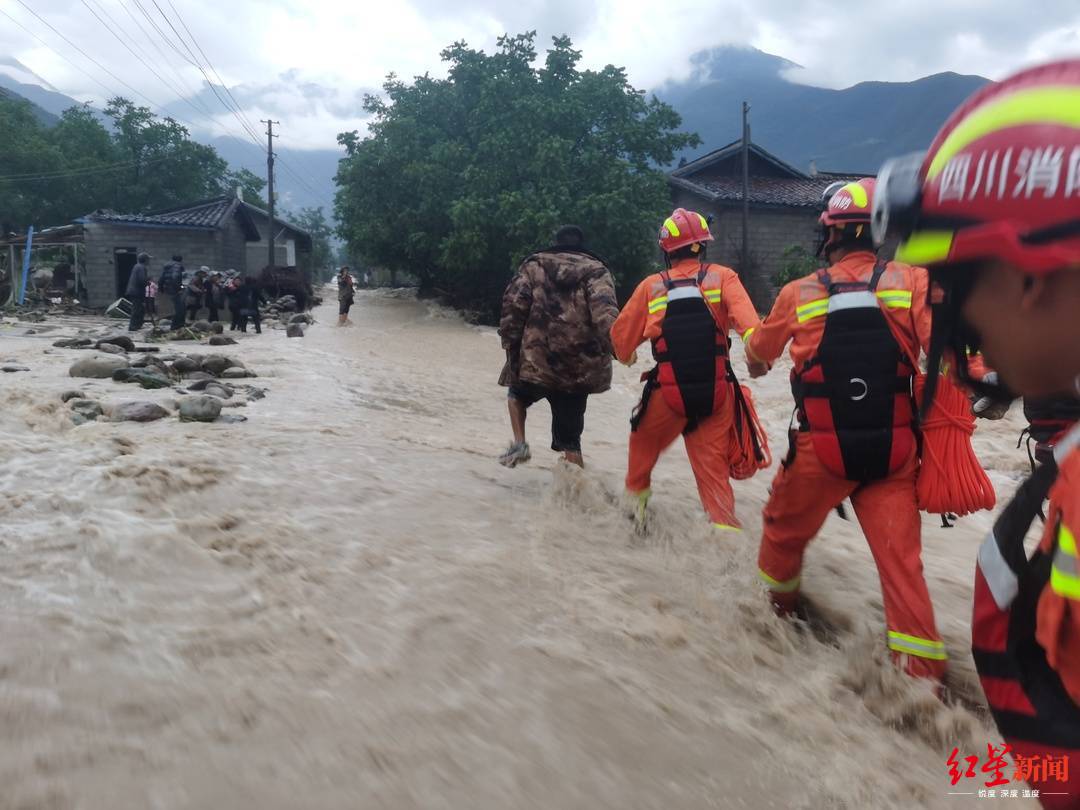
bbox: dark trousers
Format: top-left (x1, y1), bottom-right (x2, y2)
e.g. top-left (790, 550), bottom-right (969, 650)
top-left (240, 309), bottom-right (261, 334)
top-left (229, 307), bottom-right (242, 331)
top-left (127, 299), bottom-right (145, 332)
top-left (169, 292), bottom-right (185, 330)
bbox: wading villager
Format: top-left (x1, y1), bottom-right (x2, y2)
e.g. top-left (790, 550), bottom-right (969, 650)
top-left (338, 266), bottom-right (355, 326)
top-left (498, 225), bottom-right (619, 469)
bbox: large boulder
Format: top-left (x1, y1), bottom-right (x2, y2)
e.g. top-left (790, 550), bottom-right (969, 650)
top-left (110, 401), bottom-right (169, 422)
top-left (289, 313), bottom-right (313, 325)
top-left (178, 395), bottom-right (222, 423)
top-left (210, 323), bottom-right (224, 335)
top-left (208, 335), bottom-right (237, 346)
top-left (286, 324), bottom-right (304, 338)
top-left (96, 342), bottom-right (126, 356)
top-left (221, 367), bottom-right (252, 379)
top-left (53, 337), bottom-right (92, 349)
top-left (60, 390), bottom-right (86, 403)
top-left (187, 379), bottom-right (234, 397)
top-left (70, 399), bottom-right (104, 425)
top-left (203, 383), bottom-right (234, 400)
top-left (70, 355), bottom-right (130, 379)
top-left (96, 335), bottom-right (135, 352)
top-left (112, 368), bottom-right (172, 389)
top-left (1, 365), bottom-right (29, 373)
top-left (172, 356), bottom-right (201, 374)
top-left (191, 320), bottom-right (213, 334)
top-left (201, 354), bottom-right (240, 376)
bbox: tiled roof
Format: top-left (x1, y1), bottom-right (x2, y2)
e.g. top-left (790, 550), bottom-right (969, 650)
top-left (670, 173), bottom-right (865, 209)
top-left (86, 197), bottom-right (234, 228)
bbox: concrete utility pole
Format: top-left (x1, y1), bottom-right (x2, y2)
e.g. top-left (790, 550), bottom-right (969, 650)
top-left (741, 101), bottom-right (750, 277)
top-left (262, 119), bottom-right (279, 271)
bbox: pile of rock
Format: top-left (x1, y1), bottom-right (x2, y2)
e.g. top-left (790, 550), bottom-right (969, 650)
top-left (60, 338), bottom-right (262, 426)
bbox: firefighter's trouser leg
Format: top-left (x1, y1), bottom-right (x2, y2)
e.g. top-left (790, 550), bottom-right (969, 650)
top-left (683, 404), bottom-right (738, 528)
top-left (759, 433), bottom-right (855, 602)
top-left (851, 452), bottom-right (947, 680)
top-left (627, 394), bottom-right (738, 528)
top-left (758, 434), bottom-right (946, 680)
top-left (627, 393), bottom-right (685, 497)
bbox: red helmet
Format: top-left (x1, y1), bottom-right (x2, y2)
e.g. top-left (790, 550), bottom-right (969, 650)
top-left (817, 178), bottom-right (876, 256)
top-left (820, 178), bottom-right (876, 228)
top-left (658, 208), bottom-right (713, 253)
top-left (874, 59), bottom-right (1080, 275)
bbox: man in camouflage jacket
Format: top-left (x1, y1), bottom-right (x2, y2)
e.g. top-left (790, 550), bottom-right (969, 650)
top-left (497, 225), bottom-right (619, 468)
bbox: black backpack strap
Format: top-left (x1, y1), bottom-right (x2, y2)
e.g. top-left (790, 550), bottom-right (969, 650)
top-left (868, 258), bottom-right (888, 292)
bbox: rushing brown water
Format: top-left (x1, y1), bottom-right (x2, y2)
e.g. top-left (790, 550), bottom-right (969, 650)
top-left (0, 290), bottom-right (1041, 809)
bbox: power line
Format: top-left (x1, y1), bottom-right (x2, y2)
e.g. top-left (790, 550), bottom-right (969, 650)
top-left (78, 0), bottom-right (218, 125)
top-left (12, 0), bottom-right (168, 113)
top-left (0, 155), bottom-right (177, 182)
top-left (0, 7), bottom-right (116, 101)
top-left (148, 0), bottom-right (327, 201)
top-left (7, 1), bottom-right (327, 206)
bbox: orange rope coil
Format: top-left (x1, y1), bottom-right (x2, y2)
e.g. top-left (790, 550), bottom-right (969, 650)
top-left (914, 373), bottom-right (997, 516)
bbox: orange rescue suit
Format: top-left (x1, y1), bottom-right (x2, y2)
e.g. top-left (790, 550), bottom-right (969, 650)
top-left (746, 251), bottom-right (947, 680)
top-left (611, 259), bottom-right (759, 528)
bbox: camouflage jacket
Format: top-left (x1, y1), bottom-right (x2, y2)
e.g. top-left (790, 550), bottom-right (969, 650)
top-left (498, 249), bottom-right (619, 394)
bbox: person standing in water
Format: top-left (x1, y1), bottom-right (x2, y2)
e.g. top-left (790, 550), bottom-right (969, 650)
top-left (338, 266), bottom-right (355, 326)
top-left (497, 225), bottom-right (619, 468)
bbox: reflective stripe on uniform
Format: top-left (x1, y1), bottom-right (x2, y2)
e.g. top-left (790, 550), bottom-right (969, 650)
top-left (977, 530), bottom-right (1020, 611)
top-left (758, 568), bottom-right (800, 593)
top-left (713, 523), bottom-right (742, 532)
top-left (827, 291), bottom-right (878, 313)
top-left (887, 631), bottom-right (948, 661)
top-left (876, 290), bottom-right (913, 309)
top-left (647, 295), bottom-right (668, 314)
top-left (703, 288), bottom-right (723, 303)
top-left (741, 326), bottom-right (756, 342)
top-left (796, 298), bottom-right (829, 323)
top-left (667, 286), bottom-right (703, 302)
top-left (1052, 522), bottom-right (1080, 600)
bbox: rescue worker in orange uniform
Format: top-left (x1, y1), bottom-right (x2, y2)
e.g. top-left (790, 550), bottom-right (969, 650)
top-left (610, 209), bottom-right (760, 531)
top-left (745, 177), bottom-right (948, 682)
top-left (874, 59), bottom-right (1080, 807)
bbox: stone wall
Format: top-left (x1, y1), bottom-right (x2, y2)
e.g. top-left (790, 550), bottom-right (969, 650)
top-left (669, 189), bottom-right (820, 311)
top-left (81, 222), bottom-right (226, 307)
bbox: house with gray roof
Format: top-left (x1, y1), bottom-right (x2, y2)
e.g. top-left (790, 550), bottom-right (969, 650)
top-left (0, 191), bottom-right (312, 308)
top-left (669, 139), bottom-right (867, 307)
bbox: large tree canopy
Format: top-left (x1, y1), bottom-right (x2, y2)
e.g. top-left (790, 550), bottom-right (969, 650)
top-left (334, 33), bottom-right (698, 320)
top-left (0, 94), bottom-right (266, 234)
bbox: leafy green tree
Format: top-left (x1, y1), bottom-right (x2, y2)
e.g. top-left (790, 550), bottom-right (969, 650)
top-left (774, 244), bottom-right (821, 288)
top-left (335, 33), bottom-right (698, 321)
top-left (0, 93), bottom-right (264, 233)
top-left (289, 206), bottom-right (335, 278)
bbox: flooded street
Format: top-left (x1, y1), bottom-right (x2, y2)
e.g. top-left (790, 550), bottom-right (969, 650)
top-left (0, 289), bottom-right (1039, 809)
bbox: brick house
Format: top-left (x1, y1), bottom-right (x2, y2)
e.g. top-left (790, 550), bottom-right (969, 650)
top-left (1, 193), bottom-right (312, 308)
top-left (669, 140), bottom-right (866, 309)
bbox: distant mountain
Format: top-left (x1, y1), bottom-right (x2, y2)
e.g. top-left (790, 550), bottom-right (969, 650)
top-left (655, 46), bottom-right (991, 173)
top-left (0, 57), bottom-right (88, 124)
top-left (209, 136), bottom-right (339, 215)
top-left (0, 71), bottom-right (336, 214)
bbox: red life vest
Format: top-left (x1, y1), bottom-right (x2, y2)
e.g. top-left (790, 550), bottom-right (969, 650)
top-left (791, 261), bottom-right (916, 482)
top-left (631, 267), bottom-right (729, 434)
top-left (972, 429), bottom-right (1080, 808)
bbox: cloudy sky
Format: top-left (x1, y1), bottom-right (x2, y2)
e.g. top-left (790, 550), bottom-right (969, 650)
top-left (2, 0), bottom-right (1079, 152)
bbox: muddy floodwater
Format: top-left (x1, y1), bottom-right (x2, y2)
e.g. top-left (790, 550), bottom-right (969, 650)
top-left (0, 290), bottom-right (1041, 809)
